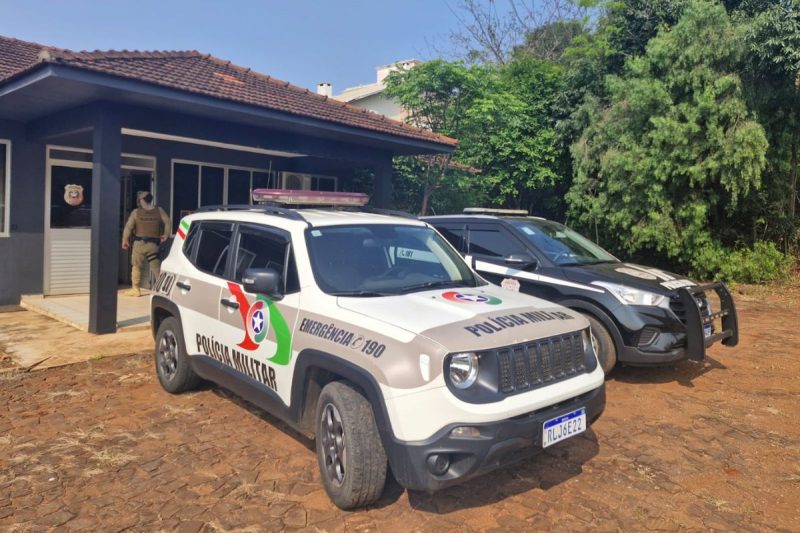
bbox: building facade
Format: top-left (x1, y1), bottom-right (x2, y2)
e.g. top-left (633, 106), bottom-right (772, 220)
top-left (0, 37), bottom-right (454, 332)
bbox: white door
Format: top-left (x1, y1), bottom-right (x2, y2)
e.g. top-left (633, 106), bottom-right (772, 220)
top-left (45, 159), bottom-right (93, 295)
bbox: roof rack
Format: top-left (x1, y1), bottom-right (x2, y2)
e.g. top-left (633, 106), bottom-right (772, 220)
top-left (197, 204), bottom-right (308, 223)
top-left (463, 207), bottom-right (529, 216)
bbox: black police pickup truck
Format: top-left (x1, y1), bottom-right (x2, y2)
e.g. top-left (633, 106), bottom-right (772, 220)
top-left (423, 209), bottom-right (739, 373)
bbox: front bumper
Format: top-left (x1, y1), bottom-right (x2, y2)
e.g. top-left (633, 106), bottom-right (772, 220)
top-left (383, 384), bottom-right (605, 492)
top-left (616, 282), bottom-right (739, 365)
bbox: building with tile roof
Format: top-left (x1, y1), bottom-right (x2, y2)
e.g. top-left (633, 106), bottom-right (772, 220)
top-left (0, 35), bottom-right (456, 332)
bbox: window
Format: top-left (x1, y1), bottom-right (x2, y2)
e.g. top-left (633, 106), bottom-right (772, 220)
top-left (50, 166), bottom-right (92, 229)
top-left (182, 223), bottom-right (201, 258)
top-left (306, 224), bottom-right (480, 295)
top-left (172, 163), bottom-right (199, 232)
top-left (171, 160), bottom-right (276, 232)
top-left (433, 225), bottom-right (466, 253)
top-left (508, 219), bottom-right (617, 266)
top-left (234, 226), bottom-right (299, 293)
top-left (467, 225), bottom-right (526, 258)
top-left (200, 166), bottom-right (224, 206)
top-left (0, 140), bottom-right (9, 235)
top-left (193, 223), bottom-right (234, 277)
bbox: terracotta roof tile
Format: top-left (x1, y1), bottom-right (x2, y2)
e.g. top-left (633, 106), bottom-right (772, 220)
top-left (0, 35), bottom-right (456, 148)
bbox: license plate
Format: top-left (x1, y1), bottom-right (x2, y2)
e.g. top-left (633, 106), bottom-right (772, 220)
top-left (543, 407), bottom-right (586, 448)
top-left (704, 323), bottom-right (712, 338)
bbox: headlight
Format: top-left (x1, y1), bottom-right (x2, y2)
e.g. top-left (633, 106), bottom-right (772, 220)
top-left (449, 352), bottom-right (479, 389)
top-left (591, 281), bottom-right (666, 307)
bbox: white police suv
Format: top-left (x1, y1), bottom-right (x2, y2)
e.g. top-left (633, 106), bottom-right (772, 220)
top-left (150, 190), bottom-right (605, 509)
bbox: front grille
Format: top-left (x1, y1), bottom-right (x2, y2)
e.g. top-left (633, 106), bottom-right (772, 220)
top-left (669, 292), bottom-right (710, 325)
top-left (492, 332), bottom-right (587, 395)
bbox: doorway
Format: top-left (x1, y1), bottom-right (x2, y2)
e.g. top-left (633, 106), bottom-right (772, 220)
top-left (44, 147), bottom-right (156, 295)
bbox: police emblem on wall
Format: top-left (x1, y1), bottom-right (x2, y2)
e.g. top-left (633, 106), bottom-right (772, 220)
top-left (63, 184), bottom-right (84, 206)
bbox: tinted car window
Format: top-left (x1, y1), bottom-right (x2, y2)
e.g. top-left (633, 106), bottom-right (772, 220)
top-left (182, 223), bottom-right (200, 259)
top-left (435, 225), bottom-right (467, 253)
top-left (508, 219), bottom-right (617, 266)
top-left (234, 226), bottom-right (299, 293)
top-left (467, 225), bottom-right (526, 258)
top-left (194, 223), bottom-right (234, 277)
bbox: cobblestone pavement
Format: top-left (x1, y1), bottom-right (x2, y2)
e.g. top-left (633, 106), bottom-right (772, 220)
top-left (1, 287), bottom-right (799, 531)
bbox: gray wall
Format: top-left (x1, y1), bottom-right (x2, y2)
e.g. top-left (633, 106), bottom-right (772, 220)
top-left (0, 119), bottom-right (45, 304)
top-left (0, 125), bottom-right (383, 305)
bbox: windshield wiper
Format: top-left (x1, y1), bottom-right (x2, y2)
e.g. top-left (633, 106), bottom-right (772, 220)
top-left (397, 280), bottom-right (466, 294)
top-left (560, 259), bottom-right (617, 267)
top-left (329, 290), bottom-right (396, 297)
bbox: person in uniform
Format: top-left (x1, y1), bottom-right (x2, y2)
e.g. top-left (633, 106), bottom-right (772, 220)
top-left (121, 191), bottom-right (171, 297)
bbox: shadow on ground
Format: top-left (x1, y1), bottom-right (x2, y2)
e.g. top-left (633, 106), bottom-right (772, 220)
top-left (206, 379), bottom-right (600, 512)
top-left (612, 355), bottom-right (727, 388)
top-left (404, 429), bottom-right (600, 513)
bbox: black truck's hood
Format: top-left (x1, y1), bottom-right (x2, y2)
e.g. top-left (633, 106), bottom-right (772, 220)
top-left (562, 261), bottom-right (697, 295)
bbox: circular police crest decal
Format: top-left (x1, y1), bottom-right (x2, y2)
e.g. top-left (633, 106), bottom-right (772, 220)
top-left (442, 291), bottom-right (502, 305)
top-left (245, 298), bottom-right (270, 344)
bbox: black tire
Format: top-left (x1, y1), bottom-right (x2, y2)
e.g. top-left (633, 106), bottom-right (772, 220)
top-left (154, 316), bottom-right (200, 393)
top-left (583, 313), bottom-right (617, 375)
top-left (315, 381), bottom-right (387, 509)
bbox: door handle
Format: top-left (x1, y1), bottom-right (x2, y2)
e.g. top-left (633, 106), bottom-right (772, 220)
top-left (220, 298), bottom-right (239, 310)
top-left (176, 281), bottom-right (191, 291)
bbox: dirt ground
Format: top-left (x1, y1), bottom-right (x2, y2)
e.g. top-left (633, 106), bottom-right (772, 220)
top-left (1, 285), bottom-right (799, 532)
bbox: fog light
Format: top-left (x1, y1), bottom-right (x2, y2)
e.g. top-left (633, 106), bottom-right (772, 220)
top-left (450, 426), bottom-right (481, 439)
top-left (426, 454), bottom-right (450, 476)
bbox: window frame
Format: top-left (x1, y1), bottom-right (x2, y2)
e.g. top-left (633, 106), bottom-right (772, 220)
top-left (169, 159), bottom-right (275, 233)
top-left (190, 221), bottom-right (236, 280)
top-left (0, 139), bottom-right (10, 237)
top-left (232, 223), bottom-right (300, 295)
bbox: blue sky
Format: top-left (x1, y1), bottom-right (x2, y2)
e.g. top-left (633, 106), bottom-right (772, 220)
top-left (1, 0), bottom-right (464, 93)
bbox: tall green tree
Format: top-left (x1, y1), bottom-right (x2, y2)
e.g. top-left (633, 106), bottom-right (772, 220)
top-left (461, 56), bottom-right (563, 211)
top-left (569, 0), bottom-right (769, 275)
top-left (384, 60), bottom-right (488, 215)
top-left (739, 0), bottom-right (800, 249)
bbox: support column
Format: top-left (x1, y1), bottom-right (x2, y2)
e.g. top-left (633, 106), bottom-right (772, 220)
top-left (372, 158), bottom-right (393, 208)
top-left (89, 108), bottom-right (121, 334)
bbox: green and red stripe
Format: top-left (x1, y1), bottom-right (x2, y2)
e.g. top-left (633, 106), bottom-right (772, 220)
top-left (176, 219), bottom-right (190, 239)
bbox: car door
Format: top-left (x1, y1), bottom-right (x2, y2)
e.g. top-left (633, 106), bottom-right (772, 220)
top-left (217, 223), bottom-right (301, 406)
top-left (466, 222), bottom-right (531, 281)
top-left (171, 221), bottom-right (234, 355)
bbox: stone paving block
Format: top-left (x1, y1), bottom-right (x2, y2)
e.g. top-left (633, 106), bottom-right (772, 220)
top-left (1, 291), bottom-right (799, 530)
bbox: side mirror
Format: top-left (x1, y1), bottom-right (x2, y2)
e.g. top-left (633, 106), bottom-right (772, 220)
top-left (504, 253), bottom-right (538, 270)
top-left (242, 267), bottom-right (283, 300)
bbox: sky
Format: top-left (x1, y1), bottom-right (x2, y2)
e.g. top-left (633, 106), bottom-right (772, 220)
top-left (1, 0), bottom-right (466, 93)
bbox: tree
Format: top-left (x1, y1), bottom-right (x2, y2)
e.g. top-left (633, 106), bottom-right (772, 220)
top-left (460, 56), bottom-right (563, 210)
top-left (568, 0), bottom-right (769, 275)
top-left (448, 0), bottom-right (592, 64)
top-left (740, 0), bottom-right (800, 226)
top-left (384, 60), bottom-right (488, 215)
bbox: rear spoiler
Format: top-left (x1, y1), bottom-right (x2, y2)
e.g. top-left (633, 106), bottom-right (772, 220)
top-left (677, 282), bottom-right (739, 362)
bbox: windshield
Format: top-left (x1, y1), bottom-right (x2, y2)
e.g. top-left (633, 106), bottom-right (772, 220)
top-left (508, 219), bottom-right (618, 266)
top-left (306, 224), bottom-right (481, 296)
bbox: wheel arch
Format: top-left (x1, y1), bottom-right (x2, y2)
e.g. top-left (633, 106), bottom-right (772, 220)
top-left (150, 295), bottom-right (183, 340)
top-left (291, 349), bottom-right (394, 446)
top-left (562, 298), bottom-right (624, 351)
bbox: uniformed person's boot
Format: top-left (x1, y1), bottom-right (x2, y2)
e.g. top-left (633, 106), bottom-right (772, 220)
top-left (125, 261), bottom-right (142, 297)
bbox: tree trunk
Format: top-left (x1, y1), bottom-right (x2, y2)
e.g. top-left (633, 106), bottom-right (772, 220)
top-left (420, 186), bottom-right (434, 216)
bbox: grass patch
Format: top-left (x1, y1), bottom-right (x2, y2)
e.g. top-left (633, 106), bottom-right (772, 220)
top-left (90, 448), bottom-right (138, 468)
